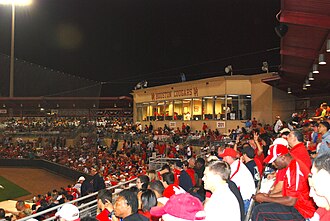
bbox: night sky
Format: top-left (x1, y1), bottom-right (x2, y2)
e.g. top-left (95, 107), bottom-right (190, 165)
top-left (0, 0), bottom-right (280, 96)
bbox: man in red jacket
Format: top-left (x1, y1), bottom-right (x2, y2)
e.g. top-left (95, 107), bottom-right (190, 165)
top-left (287, 130), bottom-right (312, 169)
top-left (252, 144), bottom-right (316, 220)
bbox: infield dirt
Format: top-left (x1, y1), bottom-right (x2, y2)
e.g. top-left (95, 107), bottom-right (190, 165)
top-left (0, 167), bottom-right (74, 201)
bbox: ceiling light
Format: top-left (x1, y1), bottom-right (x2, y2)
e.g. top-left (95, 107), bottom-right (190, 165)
top-left (308, 72), bottom-right (314, 81)
top-left (327, 39), bottom-right (330, 53)
top-left (287, 88), bottom-right (292, 94)
top-left (303, 83), bottom-right (307, 90)
top-left (319, 54), bottom-right (326, 65)
top-left (312, 64), bottom-right (319, 74)
top-left (305, 79), bottom-right (311, 87)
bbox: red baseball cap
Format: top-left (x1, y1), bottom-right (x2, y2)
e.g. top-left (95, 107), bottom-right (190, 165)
top-left (264, 144), bottom-right (289, 164)
top-left (218, 148), bottom-right (238, 158)
top-left (150, 193), bottom-right (206, 220)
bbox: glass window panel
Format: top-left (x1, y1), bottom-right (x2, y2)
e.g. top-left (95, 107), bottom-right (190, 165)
top-left (174, 100), bottom-right (183, 120)
top-left (157, 102), bottom-right (165, 121)
top-left (215, 96), bottom-right (226, 120)
top-left (149, 102), bottom-right (157, 121)
top-left (142, 104), bottom-right (148, 121)
top-left (193, 98), bottom-right (202, 120)
top-left (136, 103), bottom-right (149, 121)
top-left (165, 101), bottom-right (173, 120)
top-left (240, 95), bottom-right (251, 120)
top-left (136, 103), bottom-right (143, 121)
top-left (226, 95), bottom-right (251, 120)
top-left (183, 99), bottom-right (192, 120)
top-left (202, 97), bottom-right (214, 120)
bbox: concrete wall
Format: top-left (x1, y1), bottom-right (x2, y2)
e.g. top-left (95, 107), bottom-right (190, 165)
top-left (139, 120), bottom-right (244, 134)
top-left (250, 75), bottom-right (273, 125)
top-left (0, 159), bottom-right (91, 181)
top-left (272, 87), bottom-right (296, 123)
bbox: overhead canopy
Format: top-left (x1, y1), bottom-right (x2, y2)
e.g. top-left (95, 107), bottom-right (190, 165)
top-left (272, 0), bottom-right (330, 97)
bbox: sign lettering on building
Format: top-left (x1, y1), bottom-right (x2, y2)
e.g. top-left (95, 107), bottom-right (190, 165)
top-left (151, 87), bottom-right (198, 101)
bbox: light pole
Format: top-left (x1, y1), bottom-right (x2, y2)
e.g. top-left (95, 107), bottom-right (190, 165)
top-left (0, 0), bottom-right (32, 97)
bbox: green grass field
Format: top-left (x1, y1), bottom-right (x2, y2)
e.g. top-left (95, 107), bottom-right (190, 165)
top-left (0, 176), bottom-right (30, 201)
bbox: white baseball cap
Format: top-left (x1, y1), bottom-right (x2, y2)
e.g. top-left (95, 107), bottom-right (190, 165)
top-left (78, 176), bottom-right (85, 182)
top-left (55, 204), bottom-right (79, 221)
top-left (272, 138), bottom-right (289, 147)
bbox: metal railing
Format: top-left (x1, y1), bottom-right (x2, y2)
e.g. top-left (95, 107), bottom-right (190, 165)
top-left (244, 167), bottom-right (267, 221)
top-left (16, 148), bottom-right (223, 221)
top-left (18, 178), bottom-right (137, 221)
top-left (148, 156), bottom-right (181, 171)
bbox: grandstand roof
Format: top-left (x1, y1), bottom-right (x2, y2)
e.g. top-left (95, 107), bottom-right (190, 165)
top-left (266, 0), bottom-right (330, 97)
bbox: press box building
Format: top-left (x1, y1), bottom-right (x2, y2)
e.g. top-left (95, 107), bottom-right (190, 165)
top-left (132, 73), bottom-right (295, 132)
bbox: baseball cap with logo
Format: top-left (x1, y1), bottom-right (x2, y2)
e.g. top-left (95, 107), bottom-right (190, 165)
top-left (55, 204), bottom-right (79, 221)
top-left (150, 193), bottom-right (206, 221)
top-left (264, 144), bottom-right (289, 164)
top-left (218, 148), bottom-right (238, 158)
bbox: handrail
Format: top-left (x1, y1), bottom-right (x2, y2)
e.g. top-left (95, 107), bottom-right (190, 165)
top-left (244, 167), bottom-right (265, 221)
top-left (18, 178), bottom-right (137, 221)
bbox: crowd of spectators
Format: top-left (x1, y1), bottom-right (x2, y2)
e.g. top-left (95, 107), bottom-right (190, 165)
top-left (1, 102), bottom-right (330, 221)
top-left (0, 117), bottom-right (84, 133)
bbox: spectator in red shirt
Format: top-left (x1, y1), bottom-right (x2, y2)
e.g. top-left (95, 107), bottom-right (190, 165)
top-left (161, 172), bottom-right (185, 199)
top-left (185, 160), bottom-right (196, 186)
top-left (96, 189), bottom-right (116, 221)
top-left (252, 144), bottom-right (316, 220)
top-left (202, 122), bottom-right (208, 132)
top-left (182, 123), bottom-right (186, 133)
top-left (137, 189), bottom-right (158, 221)
top-left (287, 130), bottom-right (312, 169)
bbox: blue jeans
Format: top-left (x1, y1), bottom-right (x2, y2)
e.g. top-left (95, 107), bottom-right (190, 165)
top-left (252, 202), bottom-right (305, 221)
top-left (243, 199), bottom-right (250, 214)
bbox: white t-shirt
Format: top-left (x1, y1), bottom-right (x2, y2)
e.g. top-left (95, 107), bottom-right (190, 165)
top-left (187, 146), bottom-right (192, 157)
top-left (230, 159), bottom-right (256, 200)
top-left (205, 184), bottom-right (240, 221)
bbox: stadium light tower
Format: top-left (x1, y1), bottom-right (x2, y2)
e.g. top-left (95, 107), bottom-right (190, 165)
top-left (0, 0), bottom-right (33, 97)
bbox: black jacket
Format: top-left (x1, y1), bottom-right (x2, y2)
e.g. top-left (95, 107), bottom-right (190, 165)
top-left (228, 180), bottom-right (245, 221)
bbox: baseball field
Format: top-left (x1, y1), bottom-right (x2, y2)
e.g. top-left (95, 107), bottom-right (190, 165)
top-left (0, 176), bottom-right (30, 201)
top-left (0, 167), bottom-right (74, 202)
